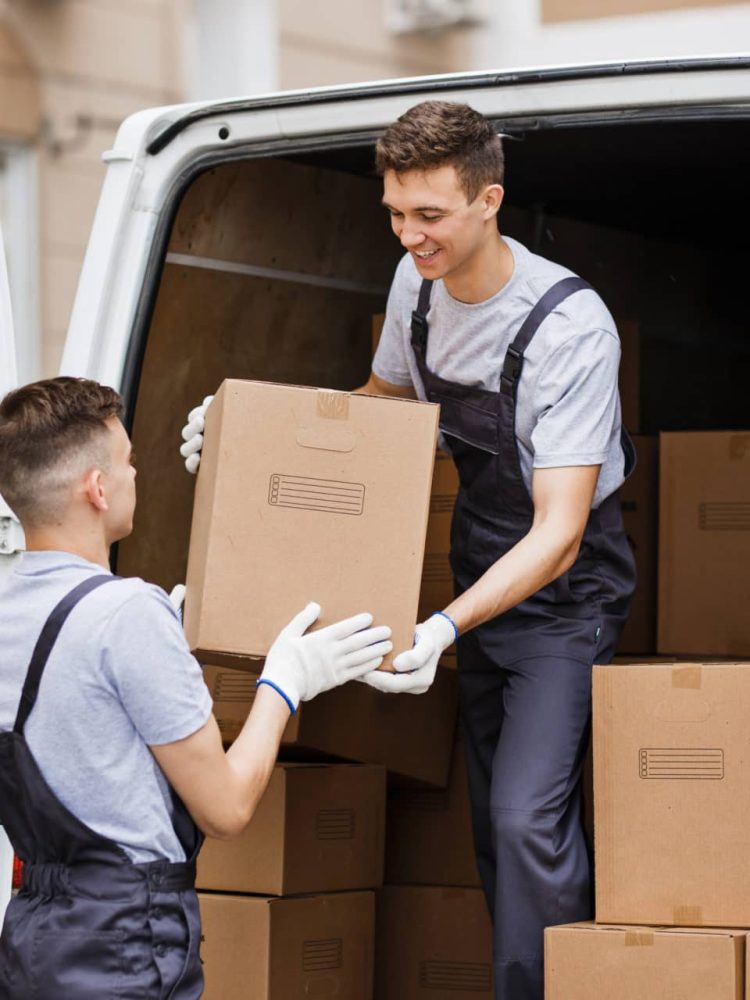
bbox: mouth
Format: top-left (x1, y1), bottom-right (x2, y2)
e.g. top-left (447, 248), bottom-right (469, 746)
top-left (413, 249), bottom-right (441, 263)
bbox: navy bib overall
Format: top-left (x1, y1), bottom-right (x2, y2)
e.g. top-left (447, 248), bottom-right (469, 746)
top-left (0, 575), bottom-right (204, 1000)
top-left (411, 276), bottom-right (636, 1000)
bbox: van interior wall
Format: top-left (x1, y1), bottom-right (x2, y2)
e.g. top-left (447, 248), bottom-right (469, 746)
top-left (117, 158), bottom-right (401, 591)
top-left (117, 119), bottom-right (750, 594)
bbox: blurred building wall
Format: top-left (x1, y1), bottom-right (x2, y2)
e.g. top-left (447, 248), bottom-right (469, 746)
top-left (0, 0), bottom-right (184, 379)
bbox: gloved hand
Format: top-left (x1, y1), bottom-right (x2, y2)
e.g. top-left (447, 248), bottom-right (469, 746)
top-left (258, 602), bottom-right (392, 713)
top-left (168, 584), bottom-right (186, 620)
top-left (179, 395), bottom-right (214, 474)
top-left (358, 612), bottom-right (456, 695)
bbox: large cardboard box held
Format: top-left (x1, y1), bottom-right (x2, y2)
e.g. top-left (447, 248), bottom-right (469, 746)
top-left (616, 435), bottom-right (658, 655)
top-left (418, 448), bottom-right (459, 669)
top-left (199, 890), bottom-right (374, 1000)
top-left (376, 886), bottom-right (494, 999)
top-left (197, 763), bottom-right (385, 895)
top-left (203, 663), bottom-right (458, 788)
top-left (185, 379), bottom-right (439, 670)
top-left (385, 731), bottom-right (480, 887)
top-left (594, 661), bottom-right (750, 926)
top-left (658, 431), bottom-right (750, 657)
top-left (544, 922), bottom-right (746, 1000)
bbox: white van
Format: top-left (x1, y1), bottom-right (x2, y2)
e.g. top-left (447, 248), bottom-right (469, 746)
top-left (1, 54), bottom-right (749, 911)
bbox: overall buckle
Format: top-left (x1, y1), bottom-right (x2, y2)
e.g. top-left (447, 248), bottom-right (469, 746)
top-left (501, 346), bottom-right (524, 389)
top-left (411, 311), bottom-right (428, 350)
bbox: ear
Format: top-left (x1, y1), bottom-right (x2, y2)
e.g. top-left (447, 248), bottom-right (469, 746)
top-left (83, 467), bottom-right (109, 513)
top-left (481, 183), bottom-right (504, 220)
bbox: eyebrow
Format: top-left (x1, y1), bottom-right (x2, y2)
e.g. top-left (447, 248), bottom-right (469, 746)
top-left (381, 200), bottom-right (447, 213)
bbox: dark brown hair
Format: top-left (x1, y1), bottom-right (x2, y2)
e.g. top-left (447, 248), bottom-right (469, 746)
top-left (0, 376), bottom-right (123, 527)
top-left (375, 100), bottom-right (504, 201)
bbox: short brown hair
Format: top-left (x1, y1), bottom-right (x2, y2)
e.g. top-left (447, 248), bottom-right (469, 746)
top-left (0, 377), bottom-right (123, 528)
top-left (375, 100), bottom-right (504, 201)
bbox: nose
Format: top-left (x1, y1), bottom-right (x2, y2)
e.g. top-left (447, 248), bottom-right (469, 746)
top-left (398, 218), bottom-right (425, 249)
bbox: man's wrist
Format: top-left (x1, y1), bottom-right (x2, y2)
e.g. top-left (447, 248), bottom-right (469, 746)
top-left (431, 610), bottom-right (459, 643)
top-left (256, 677), bottom-right (297, 715)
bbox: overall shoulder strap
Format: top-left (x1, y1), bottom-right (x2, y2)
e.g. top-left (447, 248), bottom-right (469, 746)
top-left (14, 574), bottom-right (117, 733)
top-left (500, 276), bottom-right (591, 396)
top-left (410, 279), bottom-right (434, 352)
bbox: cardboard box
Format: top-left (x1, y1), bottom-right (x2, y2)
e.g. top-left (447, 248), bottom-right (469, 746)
top-left (376, 886), bottom-right (494, 999)
top-left (385, 731), bottom-right (480, 887)
top-left (199, 890), bottom-right (374, 1000)
top-left (616, 435), bottom-right (658, 654)
top-left (204, 663), bottom-right (458, 788)
top-left (544, 922), bottom-right (745, 1000)
top-left (185, 379), bottom-right (439, 670)
top-left (197, 763), bottom-right (385, 895)
top-left (594, 661), bottom-right (750, 926)
top-left (658, 431), bottom-right (750, 657)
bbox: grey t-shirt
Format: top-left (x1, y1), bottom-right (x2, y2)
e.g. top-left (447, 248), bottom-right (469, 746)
top-left (372, 236), bottom-right (625, 507)
top-left (0, 551), bottom-right (212, 863)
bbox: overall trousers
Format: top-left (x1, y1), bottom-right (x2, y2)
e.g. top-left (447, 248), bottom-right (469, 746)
top-left (0, 575), bottom-right (204, 1000)
top-left (411, 276), bottom-right (636, 1000)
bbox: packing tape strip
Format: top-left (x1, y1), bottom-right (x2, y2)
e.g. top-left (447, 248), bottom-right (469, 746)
top-left (674, 905), bottom-right (703, 925)
top-left (672, 665), bottom-right (702, 689)
top-left (624, 932), bottom-right (654, 947)
top-left (317, 390), bottom-right (350, 420)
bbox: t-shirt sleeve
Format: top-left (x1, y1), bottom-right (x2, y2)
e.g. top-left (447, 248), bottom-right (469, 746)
top-left (99, 587), bottom-right (213, 746)
top-left (371, 260), bottom-right (415, 388)
top-left (531, 327), bottom-right (621, 468)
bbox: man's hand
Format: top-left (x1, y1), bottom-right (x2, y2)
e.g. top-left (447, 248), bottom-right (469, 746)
top-left (179, 395), bottom-right (214, 474)
top-left (259, 602), bottom-right (393, 711)
top-left (358, 612), bottom-right (456, 695)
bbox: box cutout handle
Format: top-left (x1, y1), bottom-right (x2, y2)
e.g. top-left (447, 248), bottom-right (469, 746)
top-left (296, 425), bottom-right (357, 453)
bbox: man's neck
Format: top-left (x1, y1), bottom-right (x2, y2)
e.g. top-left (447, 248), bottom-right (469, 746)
top-left (24, 529), bottom-right (111, 570)
top-left (443, 232), bottom-right (514, 304)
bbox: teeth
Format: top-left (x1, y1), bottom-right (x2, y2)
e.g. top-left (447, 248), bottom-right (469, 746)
top-left (416, 250), bottom-right (438, 258)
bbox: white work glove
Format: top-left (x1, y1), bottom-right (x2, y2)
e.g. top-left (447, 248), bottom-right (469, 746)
top-left (359, 612), bottom-right (456, 695)
top-left (168, 584), bottom-right (186, 620)
top-left (257, 602), bottom-right (392, 713)
top-left (179, 395), bottom-right (214, 474)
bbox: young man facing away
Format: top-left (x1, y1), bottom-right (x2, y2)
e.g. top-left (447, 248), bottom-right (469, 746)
top-left (0, 377), bottom-right (391, 1000)
top-left (179, 101), bottom-right (635, 999)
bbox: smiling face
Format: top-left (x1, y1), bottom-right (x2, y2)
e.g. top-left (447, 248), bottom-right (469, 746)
top-left (382, 165), bottom-right (503, 293)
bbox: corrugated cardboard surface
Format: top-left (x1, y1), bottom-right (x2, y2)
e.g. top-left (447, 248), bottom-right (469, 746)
top-left (196, 763), bottom-right (385, 895)
top-left (204, 663), bottom-right (458, 788)
top-left (594, 662), bottom-right (750, 926)
top-left (185, 379), bottom-right (439, 670)
top-left (376, 886), bottom-right (494, 999)
top-left (545, 922), bottom-right (745, 1000)
top-left (658, 431), bottom-right (750, 656)
top-left (385, 731), bottom-right (480, 887)
top-left (617, 435), bottom-right (658, 654)
top-left (199, 890), bottom-right (375, 1000)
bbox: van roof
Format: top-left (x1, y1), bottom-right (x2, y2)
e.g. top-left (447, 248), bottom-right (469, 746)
top-left (145, 55), bottom-right (750, 155)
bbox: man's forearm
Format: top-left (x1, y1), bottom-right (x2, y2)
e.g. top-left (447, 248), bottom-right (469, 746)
top-left (220, 684), bottom-right (291, 833)
top-left (444, 521), bottom-right (581, 635)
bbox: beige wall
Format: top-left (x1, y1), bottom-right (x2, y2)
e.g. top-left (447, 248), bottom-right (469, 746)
top-left (1, 0), bottom-right (186, 378)
top-left (542, 0), bottom-right (747, 22)
top-left (279, 0), bottom-right (476, 89)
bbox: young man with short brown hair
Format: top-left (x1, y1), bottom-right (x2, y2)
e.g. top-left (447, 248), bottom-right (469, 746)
top-left (362, 100), bottom-right (635, 1000)
top-left (0, 376), bottom-right (391, 999)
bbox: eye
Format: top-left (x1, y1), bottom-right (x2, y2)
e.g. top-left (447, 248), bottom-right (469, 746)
top-left (420, 214), bottom-right (442, 223)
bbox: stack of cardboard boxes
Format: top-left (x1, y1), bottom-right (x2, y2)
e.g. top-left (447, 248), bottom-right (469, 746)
top-left (545, 319), bottom-right (750, 994)
top-left (183, 377), bottom-right (485, 997)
